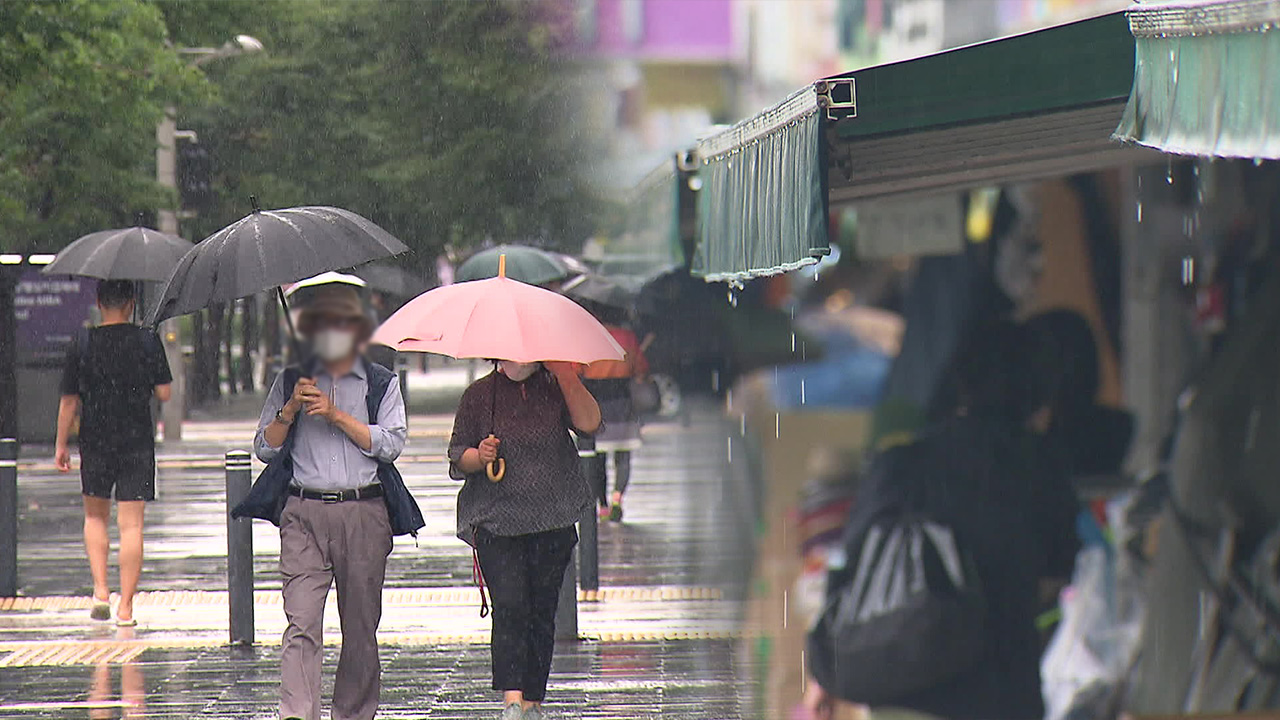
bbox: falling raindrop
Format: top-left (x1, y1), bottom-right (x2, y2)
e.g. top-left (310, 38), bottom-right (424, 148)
top-left (1166, 157), bottom-right (1174, 184)
top-left (1182, 256), bottom-right (1195, 286)
top-left (783, 591), bottom-right (789, 628)
top-left (727, 436), bottom-right (733, 463)
top-left (791, 332), bottom-right (796, 353)
top-left (800, 378), bottom-right (806, 405)
top-left (740, 412), bottom-right (746, 437)
top-left (712, 370), bottom-right (720, 393)
top-left (1136, 202), bottom-right (1143, 223)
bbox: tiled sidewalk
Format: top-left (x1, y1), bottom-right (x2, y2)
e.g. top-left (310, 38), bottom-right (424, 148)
top-left (1, 403), bottom-right (755, 719)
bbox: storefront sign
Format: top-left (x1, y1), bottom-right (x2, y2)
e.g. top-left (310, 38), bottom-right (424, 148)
top-left (15, 269), bottom-right (94, 363)
top-left (855, 193), bottom-right (964, 259)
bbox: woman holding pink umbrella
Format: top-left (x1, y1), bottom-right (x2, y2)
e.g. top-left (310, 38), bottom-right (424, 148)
top-left (449, 360), bottom-right (599, 720)
top-left (372, 257), bottom-right (619, 720)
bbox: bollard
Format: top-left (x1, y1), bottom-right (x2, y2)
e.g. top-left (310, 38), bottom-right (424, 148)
top-left (578, 501), bottom-right (599, 593)
top-left (0, 439), bottom-right (17, 597)
top-left (555, 546), bottom-right (579, 642)
top-left (578, 445), bottom-right (601, 592)
top-left (225, 451), bottom-right (254, 645)
top-left (577, 435), bottom-right (600, 591)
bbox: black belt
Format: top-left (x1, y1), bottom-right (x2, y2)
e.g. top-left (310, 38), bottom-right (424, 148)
top-left (289, 484), bottom-right (384, 504)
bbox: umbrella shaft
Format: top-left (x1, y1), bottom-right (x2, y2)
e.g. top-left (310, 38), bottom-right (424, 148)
top-left (276, 286), bottom-right (309, 377)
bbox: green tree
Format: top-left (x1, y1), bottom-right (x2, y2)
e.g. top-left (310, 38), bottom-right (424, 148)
top-left (0, 0), bottom-right (202, 436)
top-left (182, 0), bottom-right (603, 271)
top-left (0, 0), bottom-right (203, 254)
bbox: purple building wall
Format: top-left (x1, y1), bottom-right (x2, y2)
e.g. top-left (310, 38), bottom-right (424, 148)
top-left (584, 0), bottom-right (735, 62)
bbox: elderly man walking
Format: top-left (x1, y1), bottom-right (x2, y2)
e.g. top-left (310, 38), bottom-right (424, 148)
top-left (249, 284), bottom-right (422, 720)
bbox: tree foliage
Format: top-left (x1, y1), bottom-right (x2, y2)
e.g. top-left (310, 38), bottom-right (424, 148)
top-left (0, 0), bottom-right (603, 264)
top-left (0, 0), bottom-right (203, 253)
top-left (182, 0), bottom-right (603, 270)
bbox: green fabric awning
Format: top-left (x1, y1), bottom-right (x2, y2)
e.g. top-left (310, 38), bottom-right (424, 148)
top-left (1115, 0), bottom-right (1280, 159)
top-left (600, 158), bottom-right (683, 281)
top-left (691, 13), bottom-right (1148, 282)
top-left (692, 86), bottom-right (829, 283)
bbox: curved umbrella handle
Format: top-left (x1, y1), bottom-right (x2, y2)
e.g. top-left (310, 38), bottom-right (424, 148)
top-left (486, 458), bottom-right (506, 482)
top-left (484, 433), bottom-right (505, 482)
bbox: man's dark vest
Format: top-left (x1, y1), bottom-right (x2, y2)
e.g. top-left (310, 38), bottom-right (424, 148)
top-left (231, 359), bottom-right (425, 537)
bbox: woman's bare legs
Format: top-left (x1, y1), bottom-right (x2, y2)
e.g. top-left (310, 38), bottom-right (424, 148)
top-left (82, 496), bottom-right (112, 604)
top-left (115, 501), bottom-right (146, 623)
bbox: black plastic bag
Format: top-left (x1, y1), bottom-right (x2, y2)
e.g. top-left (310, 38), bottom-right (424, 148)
top-left (808, 515), bottom-right (987, 706)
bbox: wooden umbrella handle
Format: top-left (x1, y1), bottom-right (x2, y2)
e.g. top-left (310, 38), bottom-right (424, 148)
top-left (484, 434), bottom-right (505, 482)
top-left (486, 458), bottom-right (506, 482)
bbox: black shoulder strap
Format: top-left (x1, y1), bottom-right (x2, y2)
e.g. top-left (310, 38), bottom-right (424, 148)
top-left (364, 359), bottom-right (394, 422)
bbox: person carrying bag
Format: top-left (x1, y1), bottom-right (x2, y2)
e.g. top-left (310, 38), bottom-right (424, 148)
top-left (808, 446), bottom-right (987, 707)
top-left (805, 319), bottom-right (1081, 720)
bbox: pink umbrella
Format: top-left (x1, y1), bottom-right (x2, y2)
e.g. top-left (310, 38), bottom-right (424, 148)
top-left (371, 256), bottom-right (624, 363)
top-left (371, 256), bottom-right (623, 482)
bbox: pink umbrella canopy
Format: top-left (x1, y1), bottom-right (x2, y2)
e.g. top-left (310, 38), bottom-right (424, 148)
top-left (372, 258), bottom-right (624, 364)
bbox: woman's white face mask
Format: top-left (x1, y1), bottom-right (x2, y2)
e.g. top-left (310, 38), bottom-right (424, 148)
top-left (313, 328), bottom-right (357, 362)
top-left (498, 361), bottom-right (539, 382)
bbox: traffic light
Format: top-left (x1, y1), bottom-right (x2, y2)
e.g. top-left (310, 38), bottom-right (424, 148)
top-left (177, 139), bottom-right (214, 212)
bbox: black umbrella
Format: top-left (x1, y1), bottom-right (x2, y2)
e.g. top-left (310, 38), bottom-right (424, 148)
top-left (351, 262), bottom-right (430, 299)
top-left (43, 226), bottom-right (193, 282)
top-left (148, 199), bottom-right (408, 364)
top-left (150, 201), bottom-right (407, 323)
top-left (561, 273), bottom-right (635, 309)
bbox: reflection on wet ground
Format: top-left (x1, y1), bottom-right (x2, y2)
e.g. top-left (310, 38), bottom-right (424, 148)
top-left (3, 640), bottom-right (742, 719)
top-left (1, 404), bottom-right (755, 718)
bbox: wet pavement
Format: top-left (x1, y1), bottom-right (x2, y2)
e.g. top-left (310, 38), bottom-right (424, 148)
top-left (1, 387), bottom-right (756, 718)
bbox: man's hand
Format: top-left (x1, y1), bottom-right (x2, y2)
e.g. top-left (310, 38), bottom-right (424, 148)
top-left (478, 436), bottom-right (501, 464)
top-left (54, 445), bottom-right (72, 473)
top-left (299, 382), bottom-right (337, 422)
top-left (284, 378), bottom-right (312, 421)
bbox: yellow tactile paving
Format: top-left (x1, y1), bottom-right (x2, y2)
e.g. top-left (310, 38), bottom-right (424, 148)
top-left (0, 625), bottom-right (749, 667)
top-left (0, 585), bottom-right (722, 611)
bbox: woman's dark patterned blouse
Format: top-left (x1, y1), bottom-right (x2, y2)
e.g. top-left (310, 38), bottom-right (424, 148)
top-left (449, 369), bottom-right (593, 543)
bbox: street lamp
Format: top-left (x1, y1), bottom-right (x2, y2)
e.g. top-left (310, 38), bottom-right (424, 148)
top-left (177, 34), bottom-right (266, 67)
top-left (157, 35), bottom-right (264, 442)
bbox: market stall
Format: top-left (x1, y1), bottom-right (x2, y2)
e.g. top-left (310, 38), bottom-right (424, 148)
top-left (685, 7), bottom-right (1209, 720)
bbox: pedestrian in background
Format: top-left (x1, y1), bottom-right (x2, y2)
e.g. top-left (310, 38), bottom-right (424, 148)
top-left (54, 279), bottom-right (172, 626)
top-left (580, 312), bottom-right (650, 521)
top-left (254, 285), bottom-right (409, 720)
top-left (449, 360), bottom-right (600, 720)
top-left (804, 318), bottom-right (1079, 720)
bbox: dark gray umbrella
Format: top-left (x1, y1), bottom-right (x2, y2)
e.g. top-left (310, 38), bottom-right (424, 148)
top-left (561, 273), bottom-right (635, 309)
top-left (149, 202), bottom-right (408, 325)
top-left (43, 226), bottom-right (194, 282)
top-left (351, 262), bottom-right (430, 299)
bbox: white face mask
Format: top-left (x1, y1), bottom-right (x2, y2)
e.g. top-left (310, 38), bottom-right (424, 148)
top-left (498, 361), bottom-right (539, 382)
top-left (313, 329), bottom-right (357, 362)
